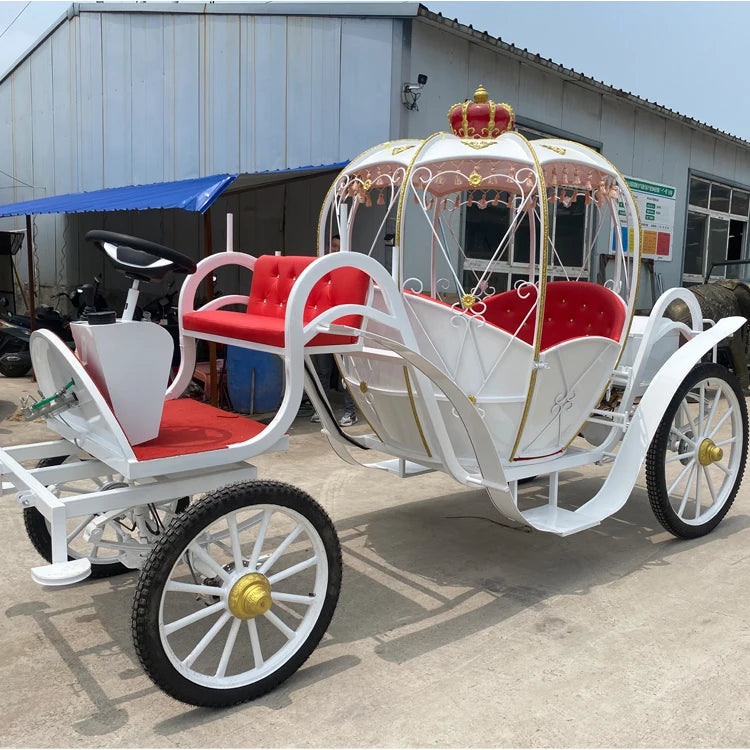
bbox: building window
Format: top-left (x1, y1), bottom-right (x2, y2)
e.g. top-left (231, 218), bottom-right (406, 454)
top-left (684, 176), bottom-right (750, 281)
top-left (462, 125), bottom-right (595, 293)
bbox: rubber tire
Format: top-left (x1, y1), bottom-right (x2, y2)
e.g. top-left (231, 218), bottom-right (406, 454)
top-left (646, 362), bottom-right (748, 538)
top-left (23, 456), bottom-right (189, 578)
top-left (131, 480), bottom-right (342, 708)
top-left (0, 350), bottom-right (31, 377)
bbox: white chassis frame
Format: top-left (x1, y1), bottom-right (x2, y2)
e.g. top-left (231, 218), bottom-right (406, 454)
top-left (0, 251), bottom-right (744, 587)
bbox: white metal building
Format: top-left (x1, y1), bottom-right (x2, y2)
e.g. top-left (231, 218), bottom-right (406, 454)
top-left (1, 2), bottom-right (749, 309)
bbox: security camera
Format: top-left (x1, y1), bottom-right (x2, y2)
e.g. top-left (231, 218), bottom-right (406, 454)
top-left (402, 74), bottom-right (429, 111)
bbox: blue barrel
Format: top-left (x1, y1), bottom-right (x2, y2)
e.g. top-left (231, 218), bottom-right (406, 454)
top-left (226, 346), bottom-right (284, 414)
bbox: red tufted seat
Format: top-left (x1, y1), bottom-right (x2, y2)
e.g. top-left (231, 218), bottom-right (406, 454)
top-left (182, 255), bottom-right (370, 348)
top-left (407, 281), bottom-right (625, 351)
top-left (481, 281), bottom-right (625, 350)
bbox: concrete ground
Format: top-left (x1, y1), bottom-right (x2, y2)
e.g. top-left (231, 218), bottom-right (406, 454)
top-left (1, 374), bottom-right (749, 748)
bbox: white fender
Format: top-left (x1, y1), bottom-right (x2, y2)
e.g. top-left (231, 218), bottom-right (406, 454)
top-left (577, 316), bottom-right (746, 522)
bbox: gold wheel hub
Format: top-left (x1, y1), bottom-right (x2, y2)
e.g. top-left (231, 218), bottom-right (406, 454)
top-left (698, 438), bottom-right (724, 466)
top-left (227, 573), bottom-right (272, 619)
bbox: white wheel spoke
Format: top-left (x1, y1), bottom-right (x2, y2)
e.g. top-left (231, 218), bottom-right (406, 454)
top-left (165, 580), bottom-right (226, 597)
top-left (665, 451), bottom-right (693, 464)
top-left (188, 543), bottom-right (231, 583)
top-left (702, 465), bottom-right (719, 507)
top-left (714, 436), bottom-right (738, 449)
top-left (164, 600), bottom-right (225, 636)
top-left (694, 462), bottom-right (702, 519)
top-left (268, 555), bottom-right (317, 585)
top-left (66, 515), bottom-right (95, 543)
top-left (704, 385), bottom-right (722, 434)
top-left (272, 592), bottom-right (316, 606)
top-left (215, 617), bottom-right (241, 678)
top-left (681, 401), bottom-right (699, 440)
top-left (670, 425), bottom-right (695, 446)
top-left (263, 609), bottom-right (295, 640)
top-left (677, 464), bottom-right (697, 517)
top-left (201, 511), bottom-right (264, 547)
top-left (227, 513), bottom-right (245, 572)
top-left (698, 383), bottom-right (706, 433)
top-left (248, 619), bottom-right (263, 668)
top-left (668, 458), bottom-right (695, 496)
top-left (713, 460), bottom-right (732, 477)
top-left (708, 408), bottom-right (733, 441)
top-left (249, 510), bottom-right (271, 568)
top-left (259, 524), bottom-right (303, 575)
top-left (183, 612), bottom-right (232, 669)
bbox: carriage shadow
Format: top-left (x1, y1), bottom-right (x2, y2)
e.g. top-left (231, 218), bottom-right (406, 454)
top-left (6, 474), bottom-right (748, 736)
top-left (325, 473), bottom-right (750, 664)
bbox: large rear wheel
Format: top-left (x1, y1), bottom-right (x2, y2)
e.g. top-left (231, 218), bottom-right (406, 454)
top-left (646, 363), bottom-right (748, 538)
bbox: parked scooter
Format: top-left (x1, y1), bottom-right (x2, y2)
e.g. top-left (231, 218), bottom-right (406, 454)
top-left (0, 276), bottom-right (107, 377)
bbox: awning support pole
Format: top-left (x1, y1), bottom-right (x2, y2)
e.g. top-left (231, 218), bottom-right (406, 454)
top-left (203, 210), bottom-right (219, 407)
top-left (25, 214), bottom-right (35, 330)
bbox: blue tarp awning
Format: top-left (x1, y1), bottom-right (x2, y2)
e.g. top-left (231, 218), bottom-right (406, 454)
top-left (0, 173), bottom-right (238, 217)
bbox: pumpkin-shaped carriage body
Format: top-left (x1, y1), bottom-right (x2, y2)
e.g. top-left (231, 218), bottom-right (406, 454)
top-left (319, 87), bottom-right (638, 474)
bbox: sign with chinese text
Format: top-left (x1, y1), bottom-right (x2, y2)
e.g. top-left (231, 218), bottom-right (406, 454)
top-left (613, 177), bottom-right (676, 261)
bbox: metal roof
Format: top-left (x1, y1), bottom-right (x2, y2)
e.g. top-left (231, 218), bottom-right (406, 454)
top-left (0, 174), bottom-right (237, 218)
top-left (3, 2), bottom-right (748, 147)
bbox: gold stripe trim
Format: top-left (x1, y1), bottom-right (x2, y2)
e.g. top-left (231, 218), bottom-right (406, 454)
top-left (394, 132), bottom-right (442, 288)
top-left (551, 141), bottom-right (643, 454)
top-left (403, 365), bottom-right (432, 458)
top-left (511, 138), bottom-right (641, 458)
top-left (334, 354), bottom-right (383, 442)
top-left (509, 132), bottom-right (549, 460)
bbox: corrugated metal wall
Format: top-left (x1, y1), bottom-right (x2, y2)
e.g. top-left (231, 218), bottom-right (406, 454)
top-left (406, 21), bottom-right (750, 296)
top-left (0, 9), bottom-right (397, 298)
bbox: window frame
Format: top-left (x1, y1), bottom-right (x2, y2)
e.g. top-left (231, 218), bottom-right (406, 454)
top-left (683, 170), bottom-right (750, 284)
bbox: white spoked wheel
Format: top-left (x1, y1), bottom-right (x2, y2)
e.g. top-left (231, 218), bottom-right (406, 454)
top-left (131, 481), bottom-right (341, 707)
top-left (646, 363), bottom-right (748, 538)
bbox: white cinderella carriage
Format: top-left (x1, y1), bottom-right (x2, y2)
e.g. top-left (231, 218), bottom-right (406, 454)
top-left (1, 86), bottom-right (746, 707)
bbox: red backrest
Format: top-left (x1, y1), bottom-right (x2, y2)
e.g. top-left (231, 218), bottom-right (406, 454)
top-left (246, 255), bottom-right (370, 331)
top-left (482, 281), bottom-right (625, 350)
top-left (481, 287), bottom-right (538, 345)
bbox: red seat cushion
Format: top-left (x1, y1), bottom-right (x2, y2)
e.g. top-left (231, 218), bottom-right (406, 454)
top-left (183, 254), bottom-right (370, 347)
top-left (132, 399), bottom-right (266, 461)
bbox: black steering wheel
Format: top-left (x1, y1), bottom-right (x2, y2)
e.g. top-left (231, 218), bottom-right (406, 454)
top-left (86, 230), bottom-right (197, 282)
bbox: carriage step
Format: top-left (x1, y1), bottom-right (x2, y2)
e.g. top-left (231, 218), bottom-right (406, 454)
top-left (31, 558), bottom-right (92, 586)
top-left (521, 506), bottom-right (600, 536)
top-left (364, 458), bottom-right (435, 478)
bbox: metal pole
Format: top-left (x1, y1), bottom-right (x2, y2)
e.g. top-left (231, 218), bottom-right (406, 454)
top-left (203, 210), bottom-right (219, 407)
top-left (25, 214), bottom-right (35, 330)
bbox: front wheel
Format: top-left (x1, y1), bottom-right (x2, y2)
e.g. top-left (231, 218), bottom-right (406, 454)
top-left (131, 481), bottom-right (342, 707)
top-left (646, 363), bottom-right (748, 538)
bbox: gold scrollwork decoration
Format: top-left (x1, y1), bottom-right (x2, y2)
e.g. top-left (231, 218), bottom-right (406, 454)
top-left (363, 179), bottom-right (372, 191)
top-left (461, 139), bottom-right (495, 150)
top-left (540, 144), bottom-right (567, 155)
top-left (392, 145), bottom-right (415, 156)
